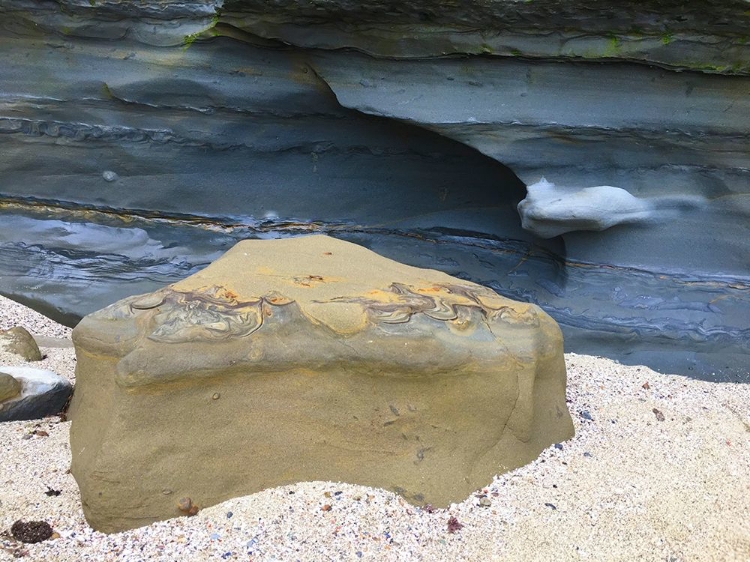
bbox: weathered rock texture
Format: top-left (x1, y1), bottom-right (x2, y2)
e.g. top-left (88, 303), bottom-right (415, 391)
top-left (0, 327), bottom-right (42, 361)
top-left (0, 0), bottom-right (748, 381)
top-left (0, 372), bottom-right (22, 403)
top-left (69, 236), bottom-right (573, 533)
top-left (0, 367), bottom-right (72, 422)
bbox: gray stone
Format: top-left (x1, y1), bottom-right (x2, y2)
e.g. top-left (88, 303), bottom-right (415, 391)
top-left (0, 327), bottom-right (42, 362)
top-left (102, 170), bottom-right (118, 182)
top-left (0, 367), bottom-right (73, 422)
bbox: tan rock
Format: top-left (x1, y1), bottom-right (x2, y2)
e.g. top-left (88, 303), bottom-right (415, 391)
top-left (69, 235), bottom-right (573, 533)
top-left (0, 372), bottom-right (22, 402)
top-left (0, 327), bottom-right (42, 362)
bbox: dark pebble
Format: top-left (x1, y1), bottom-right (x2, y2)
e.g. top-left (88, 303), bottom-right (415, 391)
top-left (580, 410), bottom-right (593, 421)
top-left (583, 452), bottom-right (592, 457)
top-left (554, 443), bottom-right (563, 450)
top-left (226, 511), bottom-right (233, 519)
top-left (544, 503), bottom-right (557, 510)
top-left (11, 520), bottom-right (53, 543)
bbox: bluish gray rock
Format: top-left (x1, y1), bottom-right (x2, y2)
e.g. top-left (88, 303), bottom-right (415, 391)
top-left (0, 0), bottom-right (748, 381)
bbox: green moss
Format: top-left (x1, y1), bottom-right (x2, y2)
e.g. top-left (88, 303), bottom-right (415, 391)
top-left (480, 43), bottom-right (493, 54)
top-left (687, 62), bottom-right (745, 73)
top-left (604, 35), bottom-right (621, 56)
top-left (183, 14), bottom-right (220, 49)
top-left (510, 48), bottom-right (522, 56)
top-left (661, 33), bottom-right (673, 45)
top-left (183, 31), bottom-right (200, 49)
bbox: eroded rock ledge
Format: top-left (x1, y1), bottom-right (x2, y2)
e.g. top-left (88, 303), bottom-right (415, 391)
top-left (4, 0), bottom-right (749, 72)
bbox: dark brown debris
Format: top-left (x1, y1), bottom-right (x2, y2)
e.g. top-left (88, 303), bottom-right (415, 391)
top-left (447, 516), bottom-right (463, 533)
top-left (10, 521), bottom-right (53, 544)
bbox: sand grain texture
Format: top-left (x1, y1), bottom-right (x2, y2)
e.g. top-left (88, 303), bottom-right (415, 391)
top-left (0, 296), bottom-right (748, 561)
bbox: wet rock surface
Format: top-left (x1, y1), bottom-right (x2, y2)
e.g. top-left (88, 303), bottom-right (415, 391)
top-left (0, 0), bottom-right (748, 381)
top-left (69, 236), bottom-right (573, 533)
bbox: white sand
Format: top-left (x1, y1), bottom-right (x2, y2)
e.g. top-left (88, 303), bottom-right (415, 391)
top-left (1, 296), bottom-right (748, 561)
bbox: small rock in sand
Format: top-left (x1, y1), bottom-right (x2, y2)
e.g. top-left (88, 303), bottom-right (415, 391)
top-left (10, 520), bottom-right (54, 544)
top-left (0, 326), bottom-right (42, 362)
top-left (0, 371), bottom-right (22, 402)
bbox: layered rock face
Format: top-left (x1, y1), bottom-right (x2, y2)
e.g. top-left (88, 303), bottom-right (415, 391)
top-left (69, 236), bottom-right (573, 532)
top-left (0, 1), bottom-right (748, 380)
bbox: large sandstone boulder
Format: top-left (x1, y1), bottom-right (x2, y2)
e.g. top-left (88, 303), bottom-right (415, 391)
top-left (69, 235), bottom-right (573, 533)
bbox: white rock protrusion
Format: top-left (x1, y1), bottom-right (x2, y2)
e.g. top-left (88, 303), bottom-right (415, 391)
top-left (517, 178), bottom-right (655, 238)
